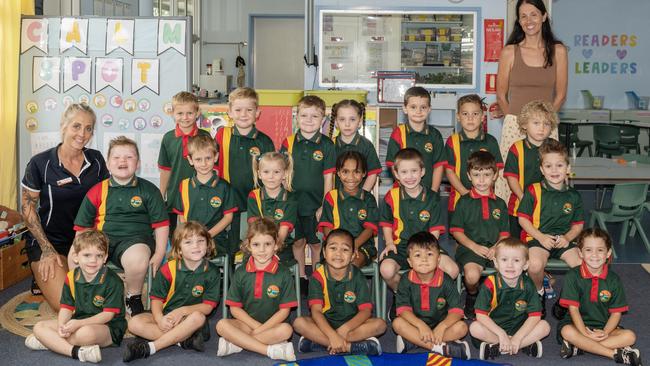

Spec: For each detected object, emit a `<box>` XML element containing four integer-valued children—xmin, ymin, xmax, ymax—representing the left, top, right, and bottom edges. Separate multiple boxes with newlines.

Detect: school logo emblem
<box><xmin>562</xmin><ymin>203</ymin><xmax>573</xmax><ymax>214</ymax></box>
<box><xmin>418</xmin><ymin>210</ymin><xmax>430</xmax><ymax>222</ymax></box>
<box><xmin>357</xmin><ymin>209</ymin><xmax>367</xmax><ymax>220</ymax></box>
<box><xmin>267</xmin><ymin>285</ymin><xmax>280</xmax><ymax>298</ymax></box>
<box><xmin>249</xmin><ymin>146</ymin><xmax>261</xmax><ymax>157</ymax></box>
<box><xmin>492</xmin><ymin>208</ymin><xmax>501</xmax><ymax>220</ymax></box>
<box><xmin>92</xmin><ymin>295</ymin><xmax>105</xmax><ymax>307</ymax></box>
<box><xmin>424</xmin><ymin>142</ymin><xmax>433</xmax><ymax>153</ymax></box>
<box><xmin>312</xmin><ymin>150</ymin><xmax>324</xmax><ymax>161</ymax></box>
<box><xmin>599</xmin><ymin>290</ymin><xmax>612</xmax><ymax>303</ymax></box>
<box><xmin>436</xmin><ymin>297</ymin><xmax>446</xmax><ymax>309</ymax></box>
<box><xmin>514</xmin><ymin>299</ymin><xmax>527</xmax><ymax>312</ymax></box>
<box><xmin>192</xmin><ymin>285</ymin><xmax>204</xmax><ymax>297</ymax></box>
<box><xmin>130</xmin><ymin>196</ymin><xmax>142</xmax><ymax>208</ymax></box>
<box><xmin>344</xmin><ymin>291</ymin><xmax>356</xmax><ymax>303</ymax></box>
<box><xmin>210</xmin><ymin>196</ymin><xmax>222</xmax><ymax>208</ymax></box>
<box><xmin>274</xmin><ymin>209</ymin><xmax>284</xmax><ymax>220</ymax></box>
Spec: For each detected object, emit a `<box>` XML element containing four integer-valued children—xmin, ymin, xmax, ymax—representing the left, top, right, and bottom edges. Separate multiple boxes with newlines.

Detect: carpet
<box><xmin>0</xmin><ymin>291</ymin><xmax>56</xmax><ymax>337</ymax></box>
<box><xmin>274</xmin><ymin>352</ymin><xmax>511</xmax><ymax>366</ymax></box>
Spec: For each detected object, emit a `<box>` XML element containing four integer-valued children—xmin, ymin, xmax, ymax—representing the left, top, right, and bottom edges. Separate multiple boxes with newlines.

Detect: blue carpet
<box><xmin>274</xmin><ymin>352</ymin><xmax>511</xmax><ymax>366</ymax></box>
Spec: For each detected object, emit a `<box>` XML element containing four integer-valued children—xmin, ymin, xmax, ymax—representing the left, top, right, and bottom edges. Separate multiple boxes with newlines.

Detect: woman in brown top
<box><xmin>494</xmin><ymin>0</ymin><xmax>567</xmax><ymax>199</ymax></box>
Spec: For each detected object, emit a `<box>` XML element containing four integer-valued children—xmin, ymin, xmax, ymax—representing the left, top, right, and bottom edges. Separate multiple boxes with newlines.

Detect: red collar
<box><xmin>469</xmin><ymin>188</ymin><xmax>496</xmax><ymax>220</ymax></box>
<box><xmin>245</xmin><ymin>255</ymin><xmax>279</xmax><ymax>274</ymax></box>
<box><xmin>175</xmin><ymin>124</ymin><xmax>198</xmax><ymax>137</ymax></box>
<box><xmin>469</xmin><ymin>187</ymin><xmax>496</xmax><ymax>200</ymax></box>
<box><xmin>579</xmin><ymin>262</ymin><xmax>608</xmax><ymax>302</ymax></box>
<box><xmin>408</xmin><ymin>268</ymin><xmax>444</xmax><ymax>287</ymax></box>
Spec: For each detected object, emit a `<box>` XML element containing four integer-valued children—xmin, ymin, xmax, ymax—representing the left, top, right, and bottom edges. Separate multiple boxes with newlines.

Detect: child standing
<box><xmin>445</xmin><ymin>94</ymin><xmax>503</xmax><ymax>212</ymax></box>
<box><xmin>216</xmin><ymin>87</ymin><xmax>275</xmax><ymax>257</ymax></box>
<box><xmin>392</xmin><ymin>232</ymin><xmax>470</xmax><ymax>359</ymax></box>
<box><xmin>319</xmin><ymin>151</ymin><xmax>378</xmax><ymax>268</ymax></box>
<box><xmin>293</xmin><ymin>229</ymin><xmax>387</xmax><ymax>355</ymax></box>
<box><xmin>558</xmin><ymin>228</ymin><xmax>641</xmax><ymax>365</ymax></box>
<box><xmin>74</xmin><ymin>136</ymin><xmax>169</xmax><ymax>316</ymax></box>
<box><xmin>331</xmin><ymin>100</ymin><xmax>382</xmax><ymax>191</ymax></box>
<box><xmin>158</xmin><ymin>92</ymin><xmax>211</xmax><ymax>233</ymax></box>
<box><xmin>518</xmin><ymin>139</ymin><xmax>583</xmax><ymax>314</ymax></box>
<box><xmin>248</xmin><ymin>152</ymin><xmax>298</xmax><ymax>263</ymax></box>
<box><xmin>469</xmin><ymin>238</ymin><xmax>550</xmax><ymax>360</ymax></box>
<box><xmin>26</xmin><ymin>230</ymin><xmax>126</xmax><ymax>363</ymax></box>
<box><xmin>123</xmin><ymin>221</ymin><xmax>222</xmax><ymax>362</ymax></box>
<box><xmin>173</xmin><ymin>135</ymin><xmax>237</xmax><ymax>256</ymax></box>
<box><xmin>450</xmin><ymin>151</ymin><xmax>510</xmax><ymax>318</ymax></box>
<box><xmin>386</xmin><ymin>86</ymin><xmax>446</xmax><ymax>192</ymax></box>
<box><xmin>280</xmin><ymin>95</ymin><xmax>336</xmax><ymax>279</ymax></box>
<box><xmin>216</xmin><ymin>218</ymin><xmax>298</xmax><ymax>361</ymax></box>
<box><xmin>503</xmin><ymin>100</ymin><xmax>558</xmax><ymax>238</ymax></box>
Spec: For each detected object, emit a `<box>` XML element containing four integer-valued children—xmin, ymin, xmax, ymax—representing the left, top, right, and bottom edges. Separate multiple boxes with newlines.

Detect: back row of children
<box><xmin>24</xmin><ymin>86</ymin><xmax>641</xmax><ymax>365</ymax></box>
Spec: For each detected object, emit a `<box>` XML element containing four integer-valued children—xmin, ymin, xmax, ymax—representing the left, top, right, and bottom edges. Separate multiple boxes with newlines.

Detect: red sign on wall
<box><xmin>485</xmin><ymin>73</ymin><xmax>497</xmax><ymax>94</ymax></box>
<box><xmin>484</xmin><ymin>19</ymin><xmax>504</xmax><ymax>62</ymax></box>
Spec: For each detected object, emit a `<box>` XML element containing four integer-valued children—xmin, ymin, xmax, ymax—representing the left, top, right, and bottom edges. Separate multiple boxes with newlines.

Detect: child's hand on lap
<box><xmin>486</xmin><ymin>247</ymin><xmax>496</xmax><ymax>261</ymax></box>
<box><xmin>540</xmin><ymin>235</ymin><xmax>556</xmax><ymax>250</ymax></box>
<box><xmin>509</xmin><ymin>335</ymin><xmax>522</xmax><ymax>354</ymax></box>
<box><xmin>336</xmin><ymin>324</ymin><xmax>351</xmax><ymax>339</ymax></box>
<box><xmin>432</xmin><ymin>323</ymin><xmax>447</xmax><ymax>345</ymax></box>
<box><xmin>150</xmin><ymin>252</ymin><xmax>165</xmax><ymax>274</ymax></box>
<box><xmin>58</xmin><ymin>324</ymin><xmax>71</xmax><ymax>338</ymax></box>
<box><xmin>417</xmin><ymin>323</ymin><xmax>434</xmax><ymax>345</ymax></box>
<box><xmin>61</xmin><ymin>319</ymin><xmax>82</xmax><ymax>334</ymax></box>
<box><xmin>327</xmin><ymin>333</ymin><xmax>348</xmax><ymax>354</ymax></box>
<box><xmin>554</xmin><ymin>235</ymin><xmax>570</xmax><ymax>248</ymax></box>
<box><xmin>380</xmin><ymin>244</ymin><xmax>397</xmax><ymax>260</ymax></box>
<box><xmin>472</xmin><ymin>244</ymin><xmax>491</xmax><ymax>258</ymax></box>
<box><xmin>497</xmin><ymin>332</ymin><xmax>511</xmax><ymax>354</ymax></box>
<box><xmin>586</xmin><ymin>328</ymin><xmax>608</xmax><ymax>341</ymax></box>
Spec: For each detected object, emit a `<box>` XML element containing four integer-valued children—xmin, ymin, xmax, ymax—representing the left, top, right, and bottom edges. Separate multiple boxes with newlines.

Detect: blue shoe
<box><xmin>298</xmin><ymin>337</ymin><xmax>326</xmax><ymax>353</ymax></box>
<box><xmin>350</xmin><ymin>337</ymin><xmax>382</xmax><ymax>356</ymax></box>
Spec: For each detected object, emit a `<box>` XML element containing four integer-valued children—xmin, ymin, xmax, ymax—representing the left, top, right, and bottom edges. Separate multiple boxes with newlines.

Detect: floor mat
<box><xmin>274</xmin><ymin>352</ymin><xmax>510</xmax><ymax>366</ymax></box>
<box><xmin>0</xmin><ymin>291</ymin><xmax>56</xmax><ymax>337</ymax></box>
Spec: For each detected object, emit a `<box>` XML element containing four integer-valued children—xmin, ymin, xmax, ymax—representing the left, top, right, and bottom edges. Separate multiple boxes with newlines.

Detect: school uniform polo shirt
<box><xmin>445</xmin><ymin>131</ymin><xmax>503</xmax><ymax>211</ymax></box>
<box><xmin>333</xmin><ymin>133</ymin><xmax>382</xmax><ymax>187</ymax></box>
<box><xmin>280</xmin><ymin>131</ymin><xmax>336</xmax><ymax>216</ymax></box>
<box><xmin>158</xmin><ymin>125</ymin><xmax>212</xmax><ymax>210</ymax></box>
<box><xmin>21</xmin><ymin>145</ymin><xmax>109</xmax><ymax>249</ymax></box>
<box><xmin>558</xmin><ymin>263</ymin><xmax>628</xmax><ymax>330</ymax></box>
<box><xmin>308</xmin><ymin>265</ymin><xmax>373</xmax><ymax>329</ymax></box>
<box><xmin>172</xmin><ymin>172</ymin><xmax>238</xmax><ymax>245</ymax></box>
<box><xmin>150</xmin><ymin>258</ymin><xmax>221</xmax><ymax>314</ymax></box>
<box><xmin>318</xmin><ymin>189</ymin><xmax>379</xmax><ymax>242</ymax></box>
<box><xmin>60</xmin><ymin>266</ymin><xmax>126</xmax><ymax>345</ymax></box>
<box><xmin>503</xmin><ymin>139</ymin><xmax>544</xmax><ymax>216</ymax></box>
<box><xmin>73</xmin><ymin>177</ymin><xmax>169</xmax><ymax>239</ymax></box>
<box><xmin>226</xmin><ymin>256</ymin><xmax>298</xmax><ymax>323</ymax></box>
<box><xmin>517</xmin><ymin>181</ymin><xmax>585</xmax><ymax>243</ymax></box>
<box><xmin>396</xmin><ymin>269</ymin><xmax>463</xmax><ymax>327</ymax></box>
<box><xmin>474</xmin><ymin>273</ymin><xmax>542</xmax><ymax>335</ymax></box>
<box><xmin>386</xmin><ymin>123</ymin><xmax>445</xmax><ymax>190</ymax></box>
<box><xmin>247</xmin><ymin>187</ymin><xmax>298</xmax><ymax>261</ymax></box>
<box><xmin>215</xmin><ymin>126</ymin><xmax>275</xmax><ymax>210</ymax></box>
<box><xmin>449</xmin><ymin>189</ymin><xmax>509</xmax><ymax>246</ymax></box>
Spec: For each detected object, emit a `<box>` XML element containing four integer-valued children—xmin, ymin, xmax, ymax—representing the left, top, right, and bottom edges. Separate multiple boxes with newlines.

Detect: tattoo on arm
<box><xmin>21</xmin><ymin>188</ymin><xmax>56</xmax><ymax>256</ymax></box>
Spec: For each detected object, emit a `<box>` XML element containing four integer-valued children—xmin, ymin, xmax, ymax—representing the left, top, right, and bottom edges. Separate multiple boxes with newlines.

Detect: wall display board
<box><xmin>17</xmin><ymin>16</ymin><xmax>192</xmax><ymax>186</ymax></box>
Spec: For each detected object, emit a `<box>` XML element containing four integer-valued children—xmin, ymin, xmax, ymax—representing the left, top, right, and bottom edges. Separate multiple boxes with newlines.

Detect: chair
<box><xmin>106</xmin><ymin>262</ymin><xmax>153</xmax><ymax>310</ymax></box>
<box><xmin>589</xmin><ymin>183</ymin><xmax>650</xmax><ymax>256</ymax></box>
<box><xmin>209</xmin><ymin>254</ymin><xmax>231</xmax><ymax>318</ymax></box>
<box><xmin>361</xmin><ymin>261</ymin><xmax>382</xmax><ymax>320</ymax></box>
<box><xmin>619</xmin><ymin>126</ymin><xmax>641</xmax><ymax>154</ymax></box>
<box><xmin>593</xmin><ymin>125</ymin><xmax>626</xmax><ymax>158</ymax></box>
<box><xmin>559</xmin><ymin>123</ymin><xmax>593</xmax><ymax>157</ymax></box>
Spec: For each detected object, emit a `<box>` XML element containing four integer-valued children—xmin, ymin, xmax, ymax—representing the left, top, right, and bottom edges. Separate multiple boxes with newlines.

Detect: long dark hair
<box><xmin>506</xmin><ymin>0</ymin><xmax>563</xmax><ymax>68</ymax></box>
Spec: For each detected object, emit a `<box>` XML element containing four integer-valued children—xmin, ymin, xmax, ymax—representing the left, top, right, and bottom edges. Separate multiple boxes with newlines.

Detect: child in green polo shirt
<box><xmin>450</xmin><ymin>151</ymin><xmax>509</xmax><ymax>319</ymax></box>
<box><xmin>386</xmin><ymin>86</ymin><xmax>446</xmax><ymax>192</ymax></box>
<box><xmin>173</xmin><ymin>135</ymin><xmax>237</xmax><ymax>256</ymax></box>
<box><xmin>158</xmin><ymin>92</ymin><xmax>211</xmax><ymax>233</ymax></box>
<box><xmin>331</xmin><ymin>99</ymin><xmax>382</xmax><ymax>191</ymax></box>
<box><xmin>74</xmin><ymin>136</ymin><xmax>169</xmax><ymax>316</ymax></box>
<box><xmin>557</xmin><ymin>228</ymin><xmax>641</xmax><ymax>365</ymax></box>
<box><xmin>445</xmin><ymin>94</ymin><xmax>503</xmax><ymax>213</ymax></box>
<box><xmin>123</xmin><ymin>221</ymin><xmax>222</xmax><ymax>362</ymax></box>
<box><xmin>293</xmin><ymin>228</ymin><xmax>387</xmax><ymax>355</ymax></box>
<box><xmin>469</xmin><ymin>237</ymin><xmax>550</xmax><ymax>360</ymax></box>
<box><xmin>318</xmin><ymin>151</ymin><xmax>378</xmax><ymax>268</ymax></box>
<box><xmin>503</xmin><ymin>100</ymin><xmax>558</xmax><ymax>238</ymax></box>
<box><xmin>216</xmin><ymin>87</ymin><xmax>275</xmax><ymax>257</ymax></box>
<box><xmin>280</xmin><ymin>95</ymin><xmax>336</xmax><ymax>280</ymax></box>
<box><xmin>518</xmin><ymin>139</ymin><xmax>583</xmax><ymax>314</ymax></box>
<box><xmin>26</xmin><ymin>230</ymin><xmax>126</xmax><ymax>363</ymax></box>
<box><xmin>392</xmin><ymin>232</ymin><xmax>470</xmax><ymax>359</ymax></box>
<box><xmin>248</xmin><ymin>151</ymin><xmax>297</xmax><ymax>263</ymax></box>
<box><xmin>216</xmin><ymin>218</ymin><xmax>298</xmax><ymax>361</ymax></box>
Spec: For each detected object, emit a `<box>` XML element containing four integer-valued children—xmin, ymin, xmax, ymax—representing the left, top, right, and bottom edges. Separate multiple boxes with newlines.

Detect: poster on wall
<box><xmin>21</xmin><ymin>18</ymin><xmax>48</xmax><ymax>54</ymax></box>
<box><xmin>484</xmin><ymin>19</ymin><xmax>504</xmax><ymax>62</ymax></box>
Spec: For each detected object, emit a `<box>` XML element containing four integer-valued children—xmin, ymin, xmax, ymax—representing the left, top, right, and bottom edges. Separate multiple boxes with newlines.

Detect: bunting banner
<box><xmin>157</xmin><ymin>19</ymin><xmax>186</xmax><ymax>55</ymax></box>
<box><xmin>131</xmin><ymin>58</ymin><xmax>159</xmax><ymax>94</ymax></box>
<box><xmin>63</xmin><ymin>57</ymin><xmax>92</xmax><ymax>93</ymax></box>
<box><xmin>106</xmin><ymin>19</ymin><xmax>134</xmax><ymax>55</ymax></box>
<box><xmin>21</xmin><ymin>18</ymin><xmax>48</xmax><ymax>54</ymax></box>
<box><xmin>59</xmin><ymin>18</ymin><xmax>88</xmax><ymax>54</ymax></box>
<box><xmin>32</xmin><ymin>56</ymin><xmax>60</xmax><ymax>92</ymax></box>
<box><xmin>95</xmin><ymin>57</ymin><xmax>123</xmax><ymax>93</ymax></box>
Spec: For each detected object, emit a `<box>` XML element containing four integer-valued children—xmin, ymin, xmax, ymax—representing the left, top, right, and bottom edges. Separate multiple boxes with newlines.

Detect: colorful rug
<box><xmin>0</xmin><ymin>291</ymin><xmax>56</xmax><ymax>337</ymax></box>
<box><xmin>275</xmin><ymin>352</ymin><xmax>511</xmax><ymax>366</ymax></box>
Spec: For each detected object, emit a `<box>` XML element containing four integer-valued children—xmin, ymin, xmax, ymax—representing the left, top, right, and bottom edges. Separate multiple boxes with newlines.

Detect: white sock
<box><xmin>432</xmin><ymin>343</ymin><xmax>445</xmax><ymax>354</ymax></box>
<box><xmin>148</xmin><ymin>342</ymin><xmax>157</xmax><ymax>355</ymax></box>
<box><xmin>266</xmin><ymin>344</ymin><xmax>276</xmax><ymax>358</ymax></box>
<box><xmin>537</xmin><ymin>288</ymin><xmax>545</xmax><ymax>296</ymax></box>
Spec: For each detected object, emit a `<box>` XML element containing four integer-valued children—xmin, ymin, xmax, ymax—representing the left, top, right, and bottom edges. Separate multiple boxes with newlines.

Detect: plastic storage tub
<box><xmin>257</xmin><ymin>90</ymin><xmax>304</xmax><ymax>106</ymax></box>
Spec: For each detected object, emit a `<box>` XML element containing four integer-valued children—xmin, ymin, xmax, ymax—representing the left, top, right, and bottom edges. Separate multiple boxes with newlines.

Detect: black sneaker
<box><xmin>552</xmin><ymin>300</ymin><xmax>568</xmax><ymax>320</ymax></box>
<box><xmin>614</xmin><ymin>347</ymin><xmax>641</xmax><ymax>366</ymax></box>
<box><xmin>30</xmin><ymin>277</ymin><xmax>42</xmax><ymax>296</ymax></box>
<box><xmin>180</xmin><ymin>330</ymin><xmax>205</xmax><ymax>352</ymax></box>
<box><xmin>464</xmin><ymin>292</ymin><xmax>477</xmax><ymax>320</ymax></box>
<box><xmin>395</xmin><ymin>335</ymin><xmax>418</xmax><ymax>354</ymax></box>
<box><xmin>388</xmin><ymin>294</ymin><xmax>397</xmax><ymax>322</ymax></box>
<box><xmin>560</xmin><ymin>339</ymin><xmax>582</xmax><ymax>359</ymax></box>
<box><xmin>123</xmin><ymin>339</ymin><xmax>150</xmax><ymax>362</ymax></box>
<box><xmin>539</xmin><ymin>292</ymin><xmax>547</xmax><ymax>319</ymax></box>
<box><xmin>479</xmin><ymin>342</ymin><xmax>499</xmax><ymax>360</ymax></box>
<box><xmin>125</xmin><ymin>295</ymin><xmax>145</xmax><ymax>316</ymax></box>
<box><xmin>443</xmin><ymin>340</ymin><xmax>470</xmax><ymax>360</ymax></box>
<box><xmin>521</xmin><ymin>340</ymin><xmax>543</xmax><ymax>358</ymax></box>
<box><xmin>300</xmin><ymin>277</ymin><xmax>309</xmax><ymax>297</ymax></box>
<box><xmin>350</xmin><ymin>337</ymin><xmax>382</xmax><ymax>356</ymax></box>
<box><xmin>297</xmin><ymin>336</ymin><xmax>326</xmax><ymax>353</ymax></box>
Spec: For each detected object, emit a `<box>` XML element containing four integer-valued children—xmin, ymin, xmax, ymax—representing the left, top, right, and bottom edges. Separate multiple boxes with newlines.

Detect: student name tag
<box><xmin>56</xmin><ymin>177</ymin><xmax>73</xmax><ymax>186</ymax></box>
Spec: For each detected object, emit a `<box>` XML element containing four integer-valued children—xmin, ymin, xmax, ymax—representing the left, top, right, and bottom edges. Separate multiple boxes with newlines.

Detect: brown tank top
<box><xmin>508</xmin><ymin>45</ymin><xmax>556</xmax><ymax>115</ymax></box>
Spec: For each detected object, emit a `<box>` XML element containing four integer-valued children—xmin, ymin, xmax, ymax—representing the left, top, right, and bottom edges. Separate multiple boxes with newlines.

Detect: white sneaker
<box><xmin>267</xmin><ymin>342</ymin><xmax>296</xmax><ymax>361</ymax></box>
<box><xmin>24</xmin><ymin>334</ymin><xmax>47</xmax><ymax>350</ymax></box>
<box><xmin>217</xmin><ymin>337</ymin><xmax>243</xmax><ymax>357</ymax></box>
<box><xmin>78</xmin><ymin>345</ymin><xmax>102</xmax><ymax>363</ymax></box>
<box><xmin>396</xmin><ymin>335</ymin><xmax>405</xmax><ymax>353</ymax></box>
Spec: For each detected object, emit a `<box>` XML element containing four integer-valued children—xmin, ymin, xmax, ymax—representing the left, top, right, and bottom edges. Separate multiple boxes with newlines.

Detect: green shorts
<box><xmin>107</xmin><ymin>234</ymin><xmax>155</xmax><ymax>268</ymax></box>
<box><xmin>106</xmin><ymin>318</ymin><xmax>127</xmax><ymax>346</ymax></box>
<box><xmin>527</xmin><ymin>239</ymin><xmax>577</xmax><ymax>259</ymax></box>
<box><xmin>455</xmin><ymin>245</ymin><xmax>494</xmax><ymax>269</ymax></box>
<box><xmin>295</xmin><ymin>215</ymin><xmax>319</xmax><ymax>244</ymax></box>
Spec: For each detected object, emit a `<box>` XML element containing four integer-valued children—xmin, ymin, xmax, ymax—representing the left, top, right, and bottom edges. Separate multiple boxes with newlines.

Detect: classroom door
<box><xmin>251</xmin><ymin>16</ymin><xmax>304</xmax><ymax>89</ymax></box>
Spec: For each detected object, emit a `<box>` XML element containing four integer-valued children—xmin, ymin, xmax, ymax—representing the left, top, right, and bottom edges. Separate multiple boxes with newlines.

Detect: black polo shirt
<box><xmin>21</xmin><ymin>144</ymin><xmax>109</xmax><ymax>249</ymax></box>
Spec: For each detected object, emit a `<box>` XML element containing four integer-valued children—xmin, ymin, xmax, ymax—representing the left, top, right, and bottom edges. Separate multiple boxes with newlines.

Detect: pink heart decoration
<box><xmin>616</xmin><ymin>49</ymin><xmax>627</xmax><ymax>60</ymax></box>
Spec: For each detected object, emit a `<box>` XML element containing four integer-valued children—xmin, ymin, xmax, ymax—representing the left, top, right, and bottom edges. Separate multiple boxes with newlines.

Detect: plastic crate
<box><xmin>257</xmin><ymin>89</ymin><xmax>304</xmax><ymax>106</ymax></box>
<box><xmin>304</xmin><ymin>90</ymin><xmax>368</xmax><ymax>106</ymax></box>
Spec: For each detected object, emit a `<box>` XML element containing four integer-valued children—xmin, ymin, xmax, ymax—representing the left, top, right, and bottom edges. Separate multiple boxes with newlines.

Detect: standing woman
<box><xmin>494</xmin><ymin>0</ymin><xmax>567</xmax><ymax>200</ymax></box>
<box><xmin>21</xmin><ymin>104</ymin><xmax>109</xmax><ymax>310</ymax></box>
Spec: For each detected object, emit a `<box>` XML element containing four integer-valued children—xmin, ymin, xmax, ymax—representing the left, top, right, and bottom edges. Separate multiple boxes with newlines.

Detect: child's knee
<box><xmin>560</xmin><ymin>324</ymin><xmax>576</xmax><ymax>339</ymax></box>
<box><xmin>441</xmin><ymin>257</ymin><xmax>460</xmax><ymax>278</ymax></box>
<box><xmin>468</xmin><ymin>321</ymin><xmax>483</xmax><ymax>337</ymax></box>
<box><xmin>277</xmin><ymin>323</ymin><xmax>293</xmax><ymax>338</ymax></box>
<box><xmin>380</xmin><ymin>261</ymin><xmax>397</xmax><ymax>279</ymax></box>
<box><xmin>463</xmin><ymin>266</ymin><xmax>481</xmax><ymax>285</ymax></box>
<box><xmin>215</xmin><ymin>318</ymin><xmax>231</xmax><ymax>334</ymax></box>
<box><xmin>537</xmin><ymin>320</ymin><xmax>551</xmax><ymax>336</ymax></box>
<box><xmin>374</xmin><ymin>318</ymin><xmax>387</xmax><ymax>334</ymax></box>
<box><xmin>620</xmin><ymin>329</ymin><xmax>636</xmax><ymax>345</ymax></box>
<box><xmin>292</xmin><ymin>316</ymin><xmax>308</xmax><ymax>332</ymax></box>
<box><xmin>528</xmin><ymin>257</ymin><xmax>546</xmax><ymax>273</ymax></box>
<box><xmin>186</xmin><ymin>311</ymin><xmax>206</xmax><ymax>327</ymax></box>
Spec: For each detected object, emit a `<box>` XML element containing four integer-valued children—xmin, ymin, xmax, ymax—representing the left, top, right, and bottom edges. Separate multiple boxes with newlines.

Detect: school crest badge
<box><xmin>274</xmin><ymin>209</ymin><xmax>284</xmax><ymax>220</ymax></box>
<box><xmin>130</xmin><ymin>196</ymin><xmax>142</xmax><ymax>208</ymax></box>
<box><xmin>492</xmin><ymin>208</ymin><xmax>501</xmax><ymax>219</ymax></box>
<box><xmin>249</xmin><ymin>146</ymin><xmax>261</xmax><ymax>157</ymax></box>
<box><xmin>192</xmin><ymin>285</ymin><xmax>204</xmax><ymax>297</ymax></box>
<box><xmin>436</xmin><ymin>297</ymin><xmax>446</xmax><ymax>309</ymax></box>
<box><xmin>344</xmin><ymin>291</ymin><xmax>356</xmax><ymax>303</ymax></box>
<box><xmin>357</xmin><ymin>209</ymin><xmax>367</xmax><ymax>220</ymax></box>
<box><xmin>599</xmin><ymin>290</ymin><xmax>612</xmax><ymax>302</ymax></box>
<box><xmin>312</xmin><ymin>150</ymin><xmax>324</xmax><ymax>161</ymax></box>
<box><xmin>514</xmin><ymin>299</ymin><xmax>527</xmax><ymax>311</ymax></box>
<box><xmin>424</xmin><ymin>142</ymin><xmax>433</xmax><ymax>153</ymax></box>
<box><xmin>562</xmin><ymin>203</ymin><xmax>573</xmax><ymax>214</ymax></box>
<box><xmin>92</xmin><ymin>295</ymin><xmax>105</xmax><ymax>307</ymax></box>
<box><xmin>210</xmin><ymin>196</ymin><xmax>222</xmax><ymax>208</ymax></box>
<box><xmin>267</xmin><ymin>285</ymin><xmax>280</xmax><ymax>298</ymax></box>
<box><xmin>419</xmin><ymin>210</ymin><xmax>430</xmax><ymax>222</ymax></box>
